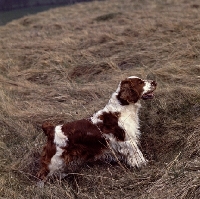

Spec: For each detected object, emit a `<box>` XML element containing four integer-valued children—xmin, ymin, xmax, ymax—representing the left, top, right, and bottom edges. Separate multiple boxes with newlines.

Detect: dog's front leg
<box><xmin>115</xmin><ymin>140</ymin><xmax>146</xmax><ymax>168</ymax></box>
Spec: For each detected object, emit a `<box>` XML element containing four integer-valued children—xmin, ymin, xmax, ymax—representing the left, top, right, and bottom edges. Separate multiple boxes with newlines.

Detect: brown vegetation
<box><xmin>0</xmin><ymin>0</ymin><xmax>199</xmax><ymax>198</ymax></box>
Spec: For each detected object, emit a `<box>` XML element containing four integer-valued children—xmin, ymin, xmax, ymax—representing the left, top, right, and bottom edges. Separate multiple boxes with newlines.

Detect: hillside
<box><xmin>0</xmin><ymin>0</ymin><xmax>199</xmax><ymax>198</ymax></box>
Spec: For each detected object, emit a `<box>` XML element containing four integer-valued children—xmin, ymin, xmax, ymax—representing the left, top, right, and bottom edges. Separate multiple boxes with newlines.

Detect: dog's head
<box><xmin>117</xmin><ymin>76</ymin><xmax>157</xmax><ymax>105</ymax></box>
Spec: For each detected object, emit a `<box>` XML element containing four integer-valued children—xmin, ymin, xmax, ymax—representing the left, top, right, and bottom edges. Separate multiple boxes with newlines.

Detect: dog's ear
<box><xmin>117</xmin><ymin>80</ymin><xmax>139</xmax><ymax>105</ymax></box>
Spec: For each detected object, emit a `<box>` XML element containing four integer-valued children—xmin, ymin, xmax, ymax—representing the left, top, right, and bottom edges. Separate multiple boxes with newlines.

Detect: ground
<box><xmin>0</xmin><ymin>0</ymin><xmax>200</xmax><ymax>198</ymax></box>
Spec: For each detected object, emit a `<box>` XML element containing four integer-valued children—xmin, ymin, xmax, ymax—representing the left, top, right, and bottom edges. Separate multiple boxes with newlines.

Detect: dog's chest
<box><xmin>118</xmin><ymin>106</ymin><xmax>140</xmax><ymax>140</ymax></box>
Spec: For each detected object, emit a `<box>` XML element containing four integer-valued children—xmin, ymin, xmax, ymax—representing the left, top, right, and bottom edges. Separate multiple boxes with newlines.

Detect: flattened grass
<box><xmin>0</xmin><ymin>0</ymin><xmax>200</xmax><ymax>198</ymax></box>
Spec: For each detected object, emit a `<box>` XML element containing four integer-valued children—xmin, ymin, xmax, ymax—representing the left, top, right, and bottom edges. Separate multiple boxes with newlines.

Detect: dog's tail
<box><xmin>42</xmin><ymin>122</ymin><xmax>55</xmax><ymax>138</ymax></box>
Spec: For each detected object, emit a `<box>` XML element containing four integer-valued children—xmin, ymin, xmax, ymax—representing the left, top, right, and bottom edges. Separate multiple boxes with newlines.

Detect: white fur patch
<box><xmin>91</xmin><ymin>82</ymin><xmax>141</xmax><ymax>141</ymax></box>
<box><xmin>48</xmin><ymin>146</ymin><xmax>65</xmax><ymax>175</ymax></box>
<box><xmin>143</xmin><ymin>81</ymin><xmax>152</xmax><ymax>94</ymax></box>
<box><xmin>118</xmin><ymin>103</ymin><xmax>141</xmax><ymax>141</ymax></box>
<box><xmin>128</xmin><ymin>76</ymin><xmax>141</xmax><ymax>79</ymax></box>
<box><xmin>123</xmin><ymin>140</ymin><xmax>146</xmax><ymax>167</ymax></box>
<box><xmin>105</xmin><ymin>136</ymin><xmax>146</xmax><ymax>167</ymax></box>
<box><xmin>48</xmin><ymin>125</ymin><xmax>68</xmax><ymax>176</ymax></box>
<box><xmin>54</xmin><ymin>125</ymin><xmax>68</xmax><ymax>147</ymax></box>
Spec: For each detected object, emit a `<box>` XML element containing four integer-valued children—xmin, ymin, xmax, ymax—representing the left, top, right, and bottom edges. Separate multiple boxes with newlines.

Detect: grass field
<box><xmin>0</xmin><ymin>0</ymin><xmax>200</xmax><ymax>198</ymax></box>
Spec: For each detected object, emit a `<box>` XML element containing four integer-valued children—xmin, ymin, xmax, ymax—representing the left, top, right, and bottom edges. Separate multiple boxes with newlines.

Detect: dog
<box><xmin>37</xmin><ymin>76</ymin><xmax>157</xmax><ymax>182</ymax></box>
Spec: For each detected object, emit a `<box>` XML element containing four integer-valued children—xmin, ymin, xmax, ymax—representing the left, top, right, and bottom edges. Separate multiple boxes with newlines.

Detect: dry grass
<box><xmin>0</xmin><ymin>0</ymin><xmax>200</xmax><ymax>198</ymax></box>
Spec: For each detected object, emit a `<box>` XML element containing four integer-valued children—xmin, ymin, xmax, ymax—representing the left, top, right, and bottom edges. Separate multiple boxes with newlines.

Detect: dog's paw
<box><xmin>127</xmin><ymin>156</ymin><xmax>147</xmax><ymax>168</ymax></box>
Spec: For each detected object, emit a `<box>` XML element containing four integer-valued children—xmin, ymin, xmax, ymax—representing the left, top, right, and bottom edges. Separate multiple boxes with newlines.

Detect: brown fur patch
<box><xmin>37</xmin><ymin>111</ymin><xmax>125</xmax><ymax>179</ymax></box>
<box><xmin>117</xmin><ymin>78</ymin><xmax>145</xmax><ymax>105</ymax></box>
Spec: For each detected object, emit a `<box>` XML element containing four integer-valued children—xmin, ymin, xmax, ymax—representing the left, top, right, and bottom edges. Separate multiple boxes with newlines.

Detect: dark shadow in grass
<box><xmin>95</xmin><ymin>12</ymin><xmax>122</xmax><ymax>22</ymax></box>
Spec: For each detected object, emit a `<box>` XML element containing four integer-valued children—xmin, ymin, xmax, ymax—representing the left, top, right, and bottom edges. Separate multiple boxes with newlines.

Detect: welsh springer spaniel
<box><xmin>37</xmin><ymin>76</ymin><xmax>157</xmax><ymax>183</ymax></box>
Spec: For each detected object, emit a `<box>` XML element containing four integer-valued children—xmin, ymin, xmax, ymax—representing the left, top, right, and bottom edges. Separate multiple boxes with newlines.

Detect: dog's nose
<box><xmin>151</xmin><ymin>81</ymin><xmax>157</xmax><ymax>87</ymax></box>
